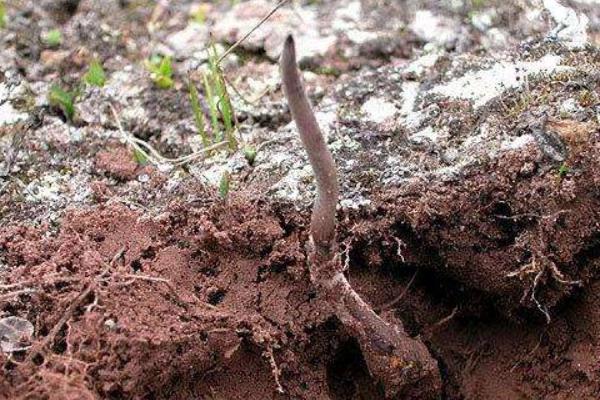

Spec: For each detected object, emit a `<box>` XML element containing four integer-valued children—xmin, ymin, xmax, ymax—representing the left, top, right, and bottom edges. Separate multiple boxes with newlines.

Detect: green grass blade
<box><xmin>188</xmin><ymin>79</ymin><xmax>209</xmax><ymax>147</ymax></box>
<box><xmin>208</xmin><ymin>43</ymin><xmax>236</xmax><ymax>150</ymax></box>
<box><xmin>83</xmin><ymin>59</ymin><xmax>107</xmax><ymax>87</ymax></box>
<box><xmin>203</xmin><ymin>73</ymin><xmax>220</xmax><ymax>141</ymax></box>
<box><xmin>133</xmin><ymin>148</ymin><xmax>148</xmax><ymax>165</ymax></box>
<box><xmin>0</xmin><ymin>1</ymin><xmax>7</xmax><ymax>29</ymax></box>
<box><xmin>48</xmin><ymin>84</ymin><xmax>75</xmax><ymax>121</ymax></box>
<box><xmin>146</xmin><ymin>55</ymin><xmax>174</xmax><ymax>89</ymax></box>
<box><xmin>219</xmin><ymin>171</ymin><xmax>230</xmax><ymax>198</ymax></box>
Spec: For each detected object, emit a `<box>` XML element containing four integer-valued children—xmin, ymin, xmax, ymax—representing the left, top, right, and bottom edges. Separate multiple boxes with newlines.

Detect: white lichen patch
<box><xmin>314</xmin><ymin>107</ymin><xmax>338</xmax><ymax>141</ymax></box>
<box><xmin>0</xmin><ymin>81</ymin><xmax>29</xmax><ymax>126</ymax></box>
<box><xmin>165</xmin><ymin>23</ymin><xmax>209</xmax><ymax>59</ymax></box>
<box><xmin>430</xmin><ymin>54</ymin><xmax>569</xmax><ymax>108</ymax></box>
<box><xmin>329</xmin><ymin>134</ymin><xmax>361</xmax><ymax>152</ymax></box>
<box><xmin>403</xmin><ymin>52</ymin><xmax>441</xmax><ymax>78</ymax></box>
<box><xmin>212</xmin><ymin>0</ymin><xmax>336</xmax><ymax>62</ymax></box>
<box><xmin>560</xmin><ymin>98</ymin><xmax>582</xmax><ymax>115</ymax></box>
<box><xmin>344</xmin><ymin>29</ymin><xmax>381</xmax><ymax>45</ymax></box>
<box><xmin>361</xmin><ymin>97</ymin><xmax>398</xmax><ymax>124</ymax></box>
<box><xmin>331</xmin><ymin>0</ymin><xmax>393</xmax><ymax>50</ymax></box>
<box><xmin>105</xmin><ymin>68</ymin><xmax>145</xmax><ymax>100</ymax></box>
<box><xmin>331</xmin><ymin>0</ymin><xmax>362</xmax><ymax>32</ymax></box>
<box><xmin>340</xmin><ymin>195</ymin><xmax>371</xmax><ymax>210</ymax></box>
<box><xmin>543</xmin><ymin>0</ymin><xmax>590</xmax><ymax>48</ymax></box>
<box><xmin>410</xmin><ymin>10</ymin><xmax>460</xmax><ymax>48</ymax></box>
<box><xmin>0</xmin><ymin>102</ymin><xmax>27</xmax><ymax>126</ymax></box>
<box><xmin>500</xmin><ymin>134</ymin><xmax>536</xmax><ymax>151</ymax></box>
<box><xmin>193</xmin><ymin>151</ymin><xmax>247</xmax><ymax>188</ymax></box>
<box><xmin>23</xmin><ymin>172</ymin><xmax>71</xmax><ymax>203</ymax></box>
<box><xmin>409</xmin><ymin>126</ymin><xmax>444</xmax><ymax>144</ymax></box>
<box><xmin>269</xmin><ymin>164</ymin><xmax>313</xmax><ymax>204</ymax></box>
<box><xmin>399</xmin><ymin>81</ymin><xmax>424</xmax><ymax>129</ymax></box>
<box><xmin>470</xmin><ymin>10</ymin><xmax>495</xmax><ymax>31</ymax></box>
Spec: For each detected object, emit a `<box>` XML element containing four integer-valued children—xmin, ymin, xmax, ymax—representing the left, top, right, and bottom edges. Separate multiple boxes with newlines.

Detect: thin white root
<box><xmin>510</xmin><ymin>331</ymin><xmax>545</xmax><ymax>372</ymax></box>
<box><xmin>265</xmin><ymin>346</ymin><xmax>285</xmax><ymax>394</ymax></box>
<box><xmin>375</xmin><ymin>270</ymin><xmax>418</xmax><ymax>312</ymax></box>
<box><xmin>507</xmin><ymin>255</ymin><xmax>580</xmax><ymax>323</ymax></box>
<box><xmin>217</xmin><ymin>0</ymin><xmax>292</xmax><ymax>64</ymax></box>
<box><xmin>531</xmin><ymin>269</ymin><xmax>551</xmax><ymax>324</ymax></box>
<box><xmin>394</xmin><ymin>237</ymin><xmax>407</xmax><ymax>263</ymax></box>
<box><xmin>426</xmin><ymin>306</ymin><xmax>459</xmax><ymax>336</ymax></box>
<box><xmin>109</xmin><ymin>104</ymin><xmax>228</xmax><ymax>167</ymax></box>
<box><xmin>338</xmin><ymin>238</ymin><xmax>353</xmax><ymax>273</ymax></box>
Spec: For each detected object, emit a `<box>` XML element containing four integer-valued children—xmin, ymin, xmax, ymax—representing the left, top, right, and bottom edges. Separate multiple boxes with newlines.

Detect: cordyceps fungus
<box><xmin>280</xmin><ymin>35</ymin><xmax>442</xmax><ymax>399</ymax></box>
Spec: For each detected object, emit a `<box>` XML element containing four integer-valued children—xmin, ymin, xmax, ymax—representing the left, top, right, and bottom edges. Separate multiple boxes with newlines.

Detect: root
<box><xmin>507</xmin><ymin>255</ymin><xmax>581</xmax><ymax>323</ymax></box>
<box><xmin>510</xmin><ymin>330</ymin><xmax>546</xmax><ymax>372</ymax></box>
<box><xmin>339</xmin><ymin>237</ymin><xmax>354</xmax><ymax>273</ymax></box>
<box><xmin>310</xmin><ymin>252</ymin><xmax>441</xmax><ymax>398</ymax></box>
<box><xmin>264</xmin><ymin>346</ymin><xmax>285</xmax><ymax>394</ymax></box>
<box><xmin>425</xmin><ymin>306</ymin><xmax>459</xmax><ymax>337</ymax></box>
<box><xmin>375</xmin><ymin>270</ymin><xmax>418</xmax><ymax>313</ymax></box>
<box><xmin>110</xmin><ymin>105</ymin><xmax>228</xmax><ymax>167</ymax></box>
<box><xmin>27</xmin><ymin>284</ymin><xmax>95</xmax><ymax>362</ymax></box>
<box><xmin>531</xmin><ymin>268</ymin><xmax>551</xmax><ymax>323</ymax></box>
<box><xmin>463</xmin><ymin>340</ymin><xmax>490</xmax><ymax>375</ymax></box>
<box><xmin>394</xmin><ymin>237</ymin><xmax>407</xmax><ymax>263</ymax></box>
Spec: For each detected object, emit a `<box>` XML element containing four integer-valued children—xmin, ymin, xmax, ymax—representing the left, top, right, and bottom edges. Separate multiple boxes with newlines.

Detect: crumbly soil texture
<box><xmin>2</xmin><ymin>0</ymin><xmax>600</xmax><ymax>399</ymax></box>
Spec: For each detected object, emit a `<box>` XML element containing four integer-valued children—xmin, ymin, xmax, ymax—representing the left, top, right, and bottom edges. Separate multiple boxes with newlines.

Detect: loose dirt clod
<box><xmin>280</xmin><ymin>35</ymin><xmax>441</xmax><ymax>398</ymax></box>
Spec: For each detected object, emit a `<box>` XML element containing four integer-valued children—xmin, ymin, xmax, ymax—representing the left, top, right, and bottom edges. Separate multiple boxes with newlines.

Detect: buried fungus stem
<box><xmin>280</xmin><ymin>35</ymin><xmax>441</xmax><ymax>398</ymax></box>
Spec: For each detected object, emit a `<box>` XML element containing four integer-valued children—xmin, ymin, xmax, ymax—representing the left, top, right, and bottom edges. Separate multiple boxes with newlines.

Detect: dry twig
<box><xmin>217</xmin><ymin>0</ymin><xmax>292</xmax><ymax>64</ymax></box>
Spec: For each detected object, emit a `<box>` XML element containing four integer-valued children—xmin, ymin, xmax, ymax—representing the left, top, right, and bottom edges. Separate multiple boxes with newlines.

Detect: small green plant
<box><xmin>578</xmin><ymin>89</ymin><xmax>597</xmax><ymax>107</ymax></box>
<box><xmin>48</xmin><ymin>84</ymin><xmax>75</xmax><ymax>121</ymax></box>
<box><xmin>243</xmin><ymin>145</ymin><xmax>257</xmax><ymax>165</ymax></box>
<box><xmin>506</xmin><ymin>91</ymin><xmax>534</xmax><ymax>118</ymax></box>
<box><xmin>146</xmin><ymin>55</ymin><xmax>174</xmax><ymax>89</ymax></box>
<box><xmin>190</xmin><ymin>3</ymin><xmax>209</xmax><ymax>24</ymax></box>
<box><xmin>202</xmin><ymin>72</ymin><xmax>220</xmax><ymax>139</ymax></box>
<box><xmin>315</xmin><ymin>65</ymin><xmax>341</xmax><ymax>77</ymax></box>
<box><xmin>133</xmin><ymin>148</ymin><xmax>148</xmax><ymax>165</ymax></box>
<box><xmin>204</xmin><ymin>43</ymin><xmax>236</xmax><ymax>150</ymax></box>
<box><xmin>186</xmin><ymin>43</ymin><xmax>238</xmax><ymax>154</ymax></box>
<box><xmin>42</xmin><ymin>29</ymin><xmax>63</xmax><ymax>47</ymax></box>
<box><xmin>188</xmin><ymin>79</ymin><xmax>210</xmax><ymax>147</ymax></box>
<box><xmin>557</xmin><ymin>163</ymin><xmax>569</xmax><ymax>178</ymax></box>
<box><xmin>219</xmin><ymin>171</ymin><xmax>230</xmax><ymax>198</ymax></box>
<box><xmin>83</xmin><ymin>59</ymin><xmax>107</xmax><ymax>87</ymax></box>
<box><xmin>0</xmin><ymin>0</ymin><xmax>7</xmax><ymax>29</ymax></box>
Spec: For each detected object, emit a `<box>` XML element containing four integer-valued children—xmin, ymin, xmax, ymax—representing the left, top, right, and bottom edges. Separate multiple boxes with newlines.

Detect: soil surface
<box><xmin>2</xmin><ymin>0</ymin><xmax>600</xmax><ymax>399</ymax></box>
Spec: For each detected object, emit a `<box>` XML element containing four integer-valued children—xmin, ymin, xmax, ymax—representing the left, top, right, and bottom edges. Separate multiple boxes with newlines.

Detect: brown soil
<box><xmin>2</xmin><ymin>1</ymin><xmax>600</xmax><ymax>399</ymax></box>
<box><xmin>2</xmin><ymin>125</ymin><xmax>600</xmax><ymax>399</ymax></box>
<box><xmin>367</xmin><ymin>119</ymin><xmax>600</xmax><ymax>318</ymax></box>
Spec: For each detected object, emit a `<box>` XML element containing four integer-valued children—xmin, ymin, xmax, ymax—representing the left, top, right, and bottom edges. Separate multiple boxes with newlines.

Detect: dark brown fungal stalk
<box><xmin>280</xmin><ymin>35</ymin><xmax>441</xmax><ymax>399</ymax></box>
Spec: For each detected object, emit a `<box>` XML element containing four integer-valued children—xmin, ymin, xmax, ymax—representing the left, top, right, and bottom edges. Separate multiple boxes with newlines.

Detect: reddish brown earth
<box><xmin>2</xmin><ymin>122</ymin><xmax>600</xmax><ymax>399</ymax></box>
<box><xmin>2</xmin><ymin>1</ymin><xmax>600</xmax><ymax>399</ymax></box>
